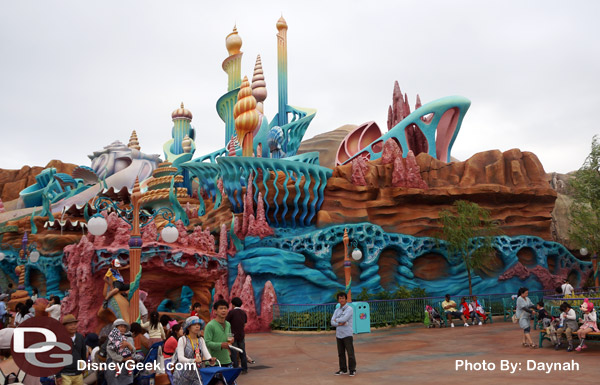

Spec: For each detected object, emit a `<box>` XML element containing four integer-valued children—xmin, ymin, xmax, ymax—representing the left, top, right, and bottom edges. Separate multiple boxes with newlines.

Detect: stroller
<box><xmin>195</xmin><ymin>359</ymin><xmax>243</xmax><ymax>385</ymax></box>
<box><xmin>134</xmin><ymin>341</ymin><xmax>164</xmax><ymax>385</ymax></box>
<box><xmin>425</xmin><ymin>305</ymin><xmax>444</xmax><ymax>328</ymax></box>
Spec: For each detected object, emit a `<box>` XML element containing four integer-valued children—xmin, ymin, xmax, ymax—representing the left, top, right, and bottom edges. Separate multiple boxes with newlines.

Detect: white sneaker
<box><xmin>451</xmin><ymin>323</ymin><xmax>455</xmax><ymax>328</ymax></box>
<box><xmin>464</xmin><ymin>323</ymin><xmax>469</xmax><ymax>327</ymax></box>
<box><xmin>478</xmin><ymin>322</ymin><xmax>482</xmax><ymax>325</ymax></box>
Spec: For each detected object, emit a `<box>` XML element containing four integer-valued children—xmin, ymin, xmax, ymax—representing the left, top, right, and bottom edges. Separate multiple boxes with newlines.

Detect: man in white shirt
<box><xmin>561</xmin><ymin>280</ymin><xmax>574</xmax><ymax>296</ymax></box>
<box><xmin>330</xmin><ymin>292</ymin><xmax>356</xmax><ymax>377</ymax></box>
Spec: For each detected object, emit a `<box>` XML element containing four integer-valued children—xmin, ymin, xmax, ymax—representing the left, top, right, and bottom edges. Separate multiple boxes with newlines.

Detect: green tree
<box><xmin>568</xmin><ymin>135</ymin><xmax>600</xmax><ymax>286</ymax></box>
<box><xmin>438</xmin><ymin>200</ymin><xmax>499</xmax><ymax>295</ymax></box>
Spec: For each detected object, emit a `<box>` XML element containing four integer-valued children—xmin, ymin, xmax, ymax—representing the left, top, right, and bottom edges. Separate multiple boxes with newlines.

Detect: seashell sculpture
<box><xmin>128</xmin><ymin>130</ymin><xmax>141</xmax><ymax>151</ymax></box>
<box><xmin>251</xmin><ymin>55</ymin><xmax>267</xmax><ymax>114</ymax></box>
<box><xmin>233</xmin><ymin>76</ymin><xmax>259</xmax><ymax>157</ymax></box>
<box><xmin>227</xmin><ymin>134</ymin><xmax>240</xmax><ymax>157</ymax></box>
<box><xmin>267</xmin><ymin>126</ymin><xmax>285</xmax><ymax>159</ymax></box>
<box><xmin>335</xmin><ymin>121</ymin><xmax>383</xmax><ymax>166</ymax></box>
<box><xmin>182</xmin><ymin>134</ymin><xmax>192</xmax><ymax>153</ymax></box>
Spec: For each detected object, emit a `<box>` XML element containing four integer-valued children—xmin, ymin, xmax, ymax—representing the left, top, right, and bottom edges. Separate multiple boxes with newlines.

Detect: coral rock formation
<box><xmin>318</xmin><ymin>149</ymin><xmax>556</xmax><ymax>239</ymax></box>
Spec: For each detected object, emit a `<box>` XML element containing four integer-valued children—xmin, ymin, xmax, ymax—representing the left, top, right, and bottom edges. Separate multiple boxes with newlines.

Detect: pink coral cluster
<box><xmin>225</xmin><ymin>264</ymin><xmax>278</xmax><ymax>331</ymax></box>
<box><xmin>235</xmin><ymin>175</ymin><xmax>274</xmax><ymax>240</ymax></box>
<box><xmin>62</xmin><ymin>235</ymin><xmax>100</xmax><ymax>332</ymax></box>
<box><xmin>499</xmin><ymin>262</ymin><xmax>566</xmax><ymax>290</ymax></box>
<box><xmin>89</xmin><ymin>212</ymin><xmax>131</xmax><ymax>249</ymax></box>
<box><xmin>351</xmin><ymin>156</ymin><xmax>369</xmax><ymax>186</ymax></box>
<box><xmin>185</xmin><ymin>202</ymin><xmax>199</xmax><ymax>219</ymax></box>
<box><xmin>350</xmin><ymin>138</ymin><xmax>427</xmax><ymax>189</ymax></box>
<box><xmin>246</xmin><ymin>192</ymin><xmax>274</xmax><ymax>238</ymax></box>
<box><xmin>381</xmin><ymin>139</ymin><xmax>402</xmax><ymax>165</ymax></box>
<box><xmin>188</xmin><ymin>225</ymin><xmax>216</xmax><ymax>253</ymax></box>
<box><xmin>392</xmin><ymin>151</ymin><xmax>428</xmax><ymax>189</ymax></box>
<box><xmin>217</xmin><ymin>223</ymin><xmax>228</xmax><ymax>258</ymax></box>
<box><xmin>141</xmin><ymin>219</ymin><xmax>158</xmax><ymax>243</ymax></box>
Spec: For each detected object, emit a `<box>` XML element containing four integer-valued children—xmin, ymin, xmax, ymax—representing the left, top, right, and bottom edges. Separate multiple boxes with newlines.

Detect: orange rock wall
<box><xmin>317</xmin><ymin>149</ymin><xmax>557</xmax><ymax>239</ymax></box>
<box><xmin>0</xmin><ymin>160</ymin><xmax>78</xmax><ymax>203</ymax></box>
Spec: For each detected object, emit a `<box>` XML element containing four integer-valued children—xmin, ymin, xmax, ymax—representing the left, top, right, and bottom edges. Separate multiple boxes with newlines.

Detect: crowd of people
<box><xmin>437</xmin><ymin>294</ymin><xmax>488</xmax><ymax>327</ymax></box>
<box><xmin>0</xmin><ymin>280</ymin><xmax>253</xmax><ymax>385</ymax></box>
<box><xmin>514</xmin><ymin>286</ymin><xmax>598</xmax><ymax>351</ymax></box>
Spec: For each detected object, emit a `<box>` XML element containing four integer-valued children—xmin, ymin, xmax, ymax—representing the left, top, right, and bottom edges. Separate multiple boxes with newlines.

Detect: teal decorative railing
<box><xmin>180</xmin><ymin>162</ymin><xmax>221</xmax><ymax>201</ymax></box>
<box><xmin>271</xmin><ymin>106</ymin><xmax>316</xmax><ymax>157</ymax></box>
<box><xmin>271</xmin><ymin>290</ymin><xmax>556</xmax><ymax>330</ymax></box>
<box><xmin>217</xmin><ymin>156</ymin><xmax>332</xmax><ymax>227</ymax></box>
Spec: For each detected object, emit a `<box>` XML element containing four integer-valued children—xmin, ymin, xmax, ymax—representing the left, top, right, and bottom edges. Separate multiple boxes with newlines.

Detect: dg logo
<box><xmin>11</xmin><ymin>317</ymin><xmax>73</xmax><ymax>377</ymax></box>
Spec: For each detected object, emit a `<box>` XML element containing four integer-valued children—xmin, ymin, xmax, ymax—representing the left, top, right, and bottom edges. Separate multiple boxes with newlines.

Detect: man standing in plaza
<box><xmin>58</xmin><ymin>314</ymin><xmax>86</xmax><ymax>385</ymax></box>
<box><xmin>226</xmin><ymin>297</ymin><xmax>248</xmax><ymax>374</ymax></box>
<box><xmin>204</xmin><ymin>299</ymin><xmax>233</xmax><ymax>367</ymax></box>
<box><xmin>331</xmin><ymin>292</ymin><xmax>356</xmax><ymax>377</ymax></box>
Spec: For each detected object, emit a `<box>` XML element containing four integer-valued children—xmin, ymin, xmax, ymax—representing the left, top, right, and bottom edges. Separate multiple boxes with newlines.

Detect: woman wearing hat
<box><xmin>0</xmin><ymin>328</ymin><xmax>42</xmax><ymax>384</ymax></box>
<box><xmin>172</xmin><ymin>316</ymin><xmax>215</xmax><ymax>385</ymax></box>
<box><xmin>106</xmin><ymin>319</ymin><xmax>135</xmax><ymax>385</ymax></box>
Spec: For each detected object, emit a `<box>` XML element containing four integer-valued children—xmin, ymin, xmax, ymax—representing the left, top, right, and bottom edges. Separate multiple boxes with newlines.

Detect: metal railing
<box><xmin>271</xmin><ymin>289</ymin><xmax>559</xmax><ymax>331</ymax></box>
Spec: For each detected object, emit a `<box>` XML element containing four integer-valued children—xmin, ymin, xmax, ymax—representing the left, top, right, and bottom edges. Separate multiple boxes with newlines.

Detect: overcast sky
<box><xmin>1</xmin><ymin>1</ymin><xmax>598</xmax><ymax>174</ymax></box>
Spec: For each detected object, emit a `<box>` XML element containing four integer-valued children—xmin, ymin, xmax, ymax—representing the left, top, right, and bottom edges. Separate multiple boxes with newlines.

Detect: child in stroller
<box><xmin>426</xmin><ymin>305</ymin><xmax>444</xmax><ymax>328</ymax></box>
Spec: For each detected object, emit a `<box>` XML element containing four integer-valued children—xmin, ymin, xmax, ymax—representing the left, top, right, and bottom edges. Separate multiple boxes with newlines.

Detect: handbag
<box><xmin>156</xmin><ymin>346</ymin><xmax>166</xmax><ymax>374</ymax></box>
<box><xmin>512</xmin><ymin>313</ymin><xmax>518</xmax><ymax>323</ymax></box>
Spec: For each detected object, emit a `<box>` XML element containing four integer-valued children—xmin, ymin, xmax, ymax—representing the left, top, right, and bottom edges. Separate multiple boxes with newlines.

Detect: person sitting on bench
<box><xmin>442</xmin><ymin>294</ymin><xmax>469</xmax><ymax>327</ymax></box>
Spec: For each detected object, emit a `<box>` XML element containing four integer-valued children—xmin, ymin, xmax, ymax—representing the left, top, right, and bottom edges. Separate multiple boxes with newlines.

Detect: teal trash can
<box><xmin>351</xmin><ymin>302</ymin><xmax>371</xmax><ymax>334</ymax></box>
<box><xmin>335</xmin><ymin>302</ymin><xmax>371</xmax><ymax>334</ymax></box>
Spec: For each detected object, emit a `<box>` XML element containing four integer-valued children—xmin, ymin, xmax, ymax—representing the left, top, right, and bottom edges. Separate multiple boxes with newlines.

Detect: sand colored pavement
<box><xmin>239</xmin><ymin>320</ymin><xmax>599</xmax><ymax>385</ymax></box>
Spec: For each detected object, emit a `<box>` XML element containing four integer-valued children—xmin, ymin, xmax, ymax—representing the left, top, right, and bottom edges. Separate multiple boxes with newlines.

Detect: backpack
<box><xmin>0</xmin><ymin>368</ymin><xmax>26</xmax><ymax>385</ymax></box>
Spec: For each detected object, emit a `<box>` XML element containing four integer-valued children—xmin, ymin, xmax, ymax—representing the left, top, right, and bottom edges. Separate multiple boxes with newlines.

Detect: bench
<box><xmin>437</xmin><ymin>298</ymin><xmax>492</xmax><ymax>326</ymax></box>
<box><xmin>539</xmin><ymin>328</ymin><xmax>600</xmax><ymax>347</ymax></box>
<box><xmin>502</xmin><ymin>298</ymin><xmax>515</xmax><ymax>322</ymax></box>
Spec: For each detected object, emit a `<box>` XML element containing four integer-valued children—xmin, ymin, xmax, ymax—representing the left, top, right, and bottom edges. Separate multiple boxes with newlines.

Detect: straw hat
<box><xmin>62</xmin><ymin>314</ymin><xmax>79</xmax><ymax>325</ymax></box>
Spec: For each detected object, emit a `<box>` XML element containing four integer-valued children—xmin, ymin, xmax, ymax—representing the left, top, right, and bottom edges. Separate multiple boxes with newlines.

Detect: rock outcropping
<box><xmin>318</xmin><ymin>148</ymin><xmax>557</xmax><ymax>239</ymax></box>
<box><xmin>296</xmin><ymin>124</ymin><xmax>357</xmax><ymax>169</ymax></box>
<box><xmin>0</xmin><ymin>160</ymin><xmax>77</xmax><ymax>203</ymax></box>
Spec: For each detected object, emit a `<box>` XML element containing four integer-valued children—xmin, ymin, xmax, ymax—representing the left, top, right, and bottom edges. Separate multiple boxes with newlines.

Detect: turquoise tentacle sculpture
<box><xmin>343</xmin><ymin>96</ymin><xmax>471</xmax><ymax>164</ymax></box>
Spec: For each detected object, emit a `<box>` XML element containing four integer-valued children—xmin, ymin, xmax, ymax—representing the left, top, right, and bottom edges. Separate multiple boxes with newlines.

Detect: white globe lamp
<box><xmin>580</xmin><ymin>247</ymin><xmax>589</xmax><ymax>256</ymax></box>
<box><xmin>161</xmin><ymin>224</ymin><xmax>179</xmax><ymax>244</ymax></box>
<box><xmin>88</xmin><ymin>214</ymin><xmax>108</xmax><ymax>236</ymax></box>
<box><xmin>28</xmin><ymin>250</ymin><xmax>40</xmax><ymax>263</ymax></box>
<box><xmin>351</xmin><ymin>247</ymin><xmax>363</xmax><ymax>261</ymax></box>
<box><xmin>0</xmin><ymin>252</ymin><xmax>5</xmax><ymax>261</ymax></box>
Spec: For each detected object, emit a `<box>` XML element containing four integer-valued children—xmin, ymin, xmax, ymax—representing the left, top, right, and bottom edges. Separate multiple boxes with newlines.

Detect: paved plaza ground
<box><xmin>239</xmin><ymin>318</ymin><xmax>599</xmax><ymax>385</ymax></box>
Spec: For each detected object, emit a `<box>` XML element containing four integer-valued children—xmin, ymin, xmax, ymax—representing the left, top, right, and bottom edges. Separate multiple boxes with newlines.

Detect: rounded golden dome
<box><xmin>276</xmin><ymin>15</ymin><xmax>287</xmax><ymax>31</ymax></box>
<box><xmin>226</xmin><ymin>26</ymin><xmax>242</xmax><ymax>55</ymax></box>
<box><xmin>171</xmin><ymin>102</ymin><xmax>193</xmax><ymax>120</ymax></box>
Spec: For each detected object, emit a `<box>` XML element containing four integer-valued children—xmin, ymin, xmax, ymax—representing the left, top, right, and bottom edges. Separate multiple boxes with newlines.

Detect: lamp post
<box><xmin>15</xmin><ymin>232</ymin><xmax>40</xmax><ymax>290</ymax></box>
<box><xmin>342</xmin><ymin>228</ymin><xmax>363</xmax><ymax>302</ymax></box>
<box><xmin>87</xmin><ymin>180</ymin><xmax>178</xmax><ymax>322</ymax></box>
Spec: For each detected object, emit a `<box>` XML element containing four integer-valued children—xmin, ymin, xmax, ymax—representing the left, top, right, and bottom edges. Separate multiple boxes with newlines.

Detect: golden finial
<box><xmin>226</xmin><ymin>24</ymin><xmax>243</xmax><ymax>55</ymax></box>
<box><xmin>276</xmin><ymin>14</ymin><xmax>288</xmax><ymax>31</ymax></box>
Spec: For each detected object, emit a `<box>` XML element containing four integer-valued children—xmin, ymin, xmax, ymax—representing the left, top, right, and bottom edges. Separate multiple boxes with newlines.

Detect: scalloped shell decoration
<box><xmin>336</xmin><ymin>121</ymin><xmax>383</xmax><ymax>166</ymax></box>
<box><xmin>251</xmin><ymin>54</ymin><xmax>267</xmax><ymax>112</ymax></box>
<box><xmin>182</xmin><ymin>134</ymin><xmax>192</xmax><ymax>153</ymax></box>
